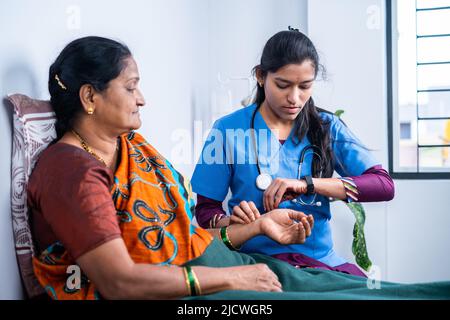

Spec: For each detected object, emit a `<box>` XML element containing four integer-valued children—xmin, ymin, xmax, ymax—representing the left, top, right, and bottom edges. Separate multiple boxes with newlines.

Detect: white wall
<box><xmin>0</xmin><ymin>0</ymin><xmax>211</xmax><ymax>175</ymax></box>
<box><xmin>192</xmin><ymin>0</ymin><xmax>308</xmax><ymax>167</ymax></box>
<box><xmin>309</xmin><ymin>0</ymin><xmax>450</xmax><ymax>283</ymax></box>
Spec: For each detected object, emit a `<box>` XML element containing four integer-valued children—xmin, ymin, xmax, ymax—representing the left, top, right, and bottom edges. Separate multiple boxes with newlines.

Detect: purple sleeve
<box><xmin>341</xmin><ymin>165</ymin><xmax>395</xmax><ymax>202</ymax></box>
<box><xmin>195</xmin><ymin>194</ymin><xmax>227</xmax><ymax>228</ymax></box>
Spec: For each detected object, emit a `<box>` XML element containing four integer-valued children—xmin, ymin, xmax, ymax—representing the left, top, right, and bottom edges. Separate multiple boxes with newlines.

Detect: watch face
<box><xmin>256</xmin><ymin>173</ymin><xmax>272</xmax><ymax>190</ymax></box>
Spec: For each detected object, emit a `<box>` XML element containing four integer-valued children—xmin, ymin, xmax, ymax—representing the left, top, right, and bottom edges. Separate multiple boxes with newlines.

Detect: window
<box><xmin>387</xmin><ymin>0</ymin><xmax>450</xmax><ymax>178</ymax></box>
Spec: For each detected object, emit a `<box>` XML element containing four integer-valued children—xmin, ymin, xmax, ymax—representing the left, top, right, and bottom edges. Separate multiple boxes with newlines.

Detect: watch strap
<box><xmin>303</xmin><ymin>175</ymin><xmax>314</xmax><ymax>195</ymax></box>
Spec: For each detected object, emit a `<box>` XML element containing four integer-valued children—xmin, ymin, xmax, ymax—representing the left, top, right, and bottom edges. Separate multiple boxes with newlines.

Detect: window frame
<box><xmin>386</xmin><ymin>0</ymin><xmax>450</xmax><ymax>179</ymax></box>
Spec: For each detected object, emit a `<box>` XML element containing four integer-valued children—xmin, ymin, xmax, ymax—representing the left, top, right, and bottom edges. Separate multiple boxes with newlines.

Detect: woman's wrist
<box><xmin>221</xmin><ymin>269</ymin><xmax>236</xmax><ymax>291</ymax></box>
<box><xmin>216</xmin><ymin>216</ymin><xmax>230</xmax><ymax>227</ymax></box>
<box><xmin>248</xmin><ymin>218</ymin><xmax>263</xmax><ymax>237</ymax></box>
<box><xmin>225</xmin><ymin>219</ymin><xmax>262</xmax><ymax>247</ymax></box>
<box><xmin>248</xmin><ymin>216</ymin><xmax>264</xmax><ymax>236</ymax></box>
<box><xmin>191</xmin><ymin>266</ymin><xmax>237</xmax><ymax>294</ymax></box>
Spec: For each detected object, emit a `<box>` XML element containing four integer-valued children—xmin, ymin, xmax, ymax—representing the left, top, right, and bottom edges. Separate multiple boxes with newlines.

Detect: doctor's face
<box><xmin>260</xmin><ymin>61</ymin><xmax>316</xmax><ymax>122</ymax></box>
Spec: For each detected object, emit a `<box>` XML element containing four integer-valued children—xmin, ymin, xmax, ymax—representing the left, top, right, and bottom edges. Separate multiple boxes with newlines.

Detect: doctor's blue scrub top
<box><xmin>191</xmin><ymin>103</ymin><xmax>379</xmax><ymax>267</ymax></box>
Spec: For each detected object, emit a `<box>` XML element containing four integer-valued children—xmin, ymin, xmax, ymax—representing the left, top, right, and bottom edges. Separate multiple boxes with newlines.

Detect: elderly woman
<box><xmin>28</xmin><ymin>36</ymin><xmax>450</xmax><ymax>300</ymax></box>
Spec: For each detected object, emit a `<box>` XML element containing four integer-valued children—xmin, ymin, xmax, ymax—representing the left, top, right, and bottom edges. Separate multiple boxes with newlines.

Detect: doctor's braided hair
<box><xmin>48</xmin><ymin>36</ymin><xmax>131</xmax><ymax>139</ymax></box>
<box><xmin>252</xmin><ymin>29</ymin><xmax>334</xmax><ymax>178</ymax></box>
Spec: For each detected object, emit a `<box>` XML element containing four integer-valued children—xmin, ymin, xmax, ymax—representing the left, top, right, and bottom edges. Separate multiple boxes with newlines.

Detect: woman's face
<box><xmin>260</xmin><ymin>61</ymin><xmax>316</xmax><ymax>122</ymax></box>
<box><xmin>94</xmin><ymin>56</ymin><xmax>146</xmax><ymax>134</ymax></box>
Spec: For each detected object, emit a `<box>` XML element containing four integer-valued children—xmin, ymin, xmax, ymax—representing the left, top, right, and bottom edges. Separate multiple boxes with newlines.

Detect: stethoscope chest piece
<box><xmin>256</xmin><ymin>173</ymin><xmax>272</xmax><ymax>191</ymax></box>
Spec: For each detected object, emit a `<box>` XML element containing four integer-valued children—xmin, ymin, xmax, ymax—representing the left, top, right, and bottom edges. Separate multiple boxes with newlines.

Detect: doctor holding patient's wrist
<box><xmin>191</xmin><ymin>29</ymin><xmax>395</xmax><ymax>277</ymax></box>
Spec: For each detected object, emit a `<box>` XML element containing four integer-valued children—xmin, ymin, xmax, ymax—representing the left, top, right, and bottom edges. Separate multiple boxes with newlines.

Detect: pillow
<box><xmin>7</xmin><ymin>94</ymin><xmax>56</xmax><ymax>299</ymax></box>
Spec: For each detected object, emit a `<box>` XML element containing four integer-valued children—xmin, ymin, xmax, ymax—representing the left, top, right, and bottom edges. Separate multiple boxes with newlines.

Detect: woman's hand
<box><xmin>227</xmin><ymin>264</ymin><xmax>282</xmax><ymax>292</ymax></box>
<box><xmin>259</xmin><ymin>209</ymin><xmax>314</xmax><ymax>245</ymax></box>
<box><xmin>230</xmin><ymin>201</ymin><xmax>261</xmax><ymax>225</ymax></box>
<box><xmin>263</xmin><ymin>178</ymin><xmax>308</xmax><ymax>211</ymax></box>
<box><xmin>208</xmin><ymin>208</ymin><xmax>313</xmax><ymax>252</ymax></box>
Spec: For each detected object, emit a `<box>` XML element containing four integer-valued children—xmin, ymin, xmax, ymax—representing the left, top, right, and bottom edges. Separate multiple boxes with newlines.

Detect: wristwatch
<box><xmin>302</xmin><ymin>175</ymin><xmax>315</xmax><ymax>195</ymax></box>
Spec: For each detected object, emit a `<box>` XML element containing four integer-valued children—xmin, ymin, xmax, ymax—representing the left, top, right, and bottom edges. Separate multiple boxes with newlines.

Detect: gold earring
<box><xmin>259</xmin><ymin>82</ymin><xmax>264</xmax><ymax>87</ymax></box>
<box><xmin>87</xmin><ymin>107</ymin><xmax>94</xmax><ymax>115</ymax></box>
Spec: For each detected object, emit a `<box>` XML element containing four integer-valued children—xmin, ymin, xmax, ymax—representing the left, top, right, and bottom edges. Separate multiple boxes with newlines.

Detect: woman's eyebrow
<box><xmin>126</xmin><ymin>76</ymin><xmax>140</xmax><ymax>82</ymax></box>
<box><xmin>274</xmin><ymin>77</ymin><xmax>314</xmax><ymax>84</ymax></box>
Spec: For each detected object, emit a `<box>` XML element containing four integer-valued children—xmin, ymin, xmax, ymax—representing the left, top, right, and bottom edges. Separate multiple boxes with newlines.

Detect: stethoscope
<box><xmin>251</xmin><ymin>105</ymin><xmax>323</xmax><ymax>207</ymax></box>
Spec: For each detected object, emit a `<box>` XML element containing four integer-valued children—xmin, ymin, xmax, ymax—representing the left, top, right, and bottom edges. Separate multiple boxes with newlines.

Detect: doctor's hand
<box><xmin>258</xmin><ymin>209</ymin><xmax>314</xmax><ymax>245</ymax></box>
<box><xmin>263</xmin><ymin>178</ymin><xmax>307</xmax><ymax>212</ymax></box>
<box><xmin>230</xmin><ymin>201</ymin><xmax>261</xmax><ymax>225</ymax></box>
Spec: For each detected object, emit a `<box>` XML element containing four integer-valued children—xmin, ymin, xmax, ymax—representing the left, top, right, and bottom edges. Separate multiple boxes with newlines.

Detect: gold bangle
<box><xmin>190</xmin><ymin>268</ymin><xmax>202</xmax><ymax>296</ymax></box>
<box><xmin>225</xmin><ymin>226</ymin><xmax>238</xmax><ymax>250</ymax></box>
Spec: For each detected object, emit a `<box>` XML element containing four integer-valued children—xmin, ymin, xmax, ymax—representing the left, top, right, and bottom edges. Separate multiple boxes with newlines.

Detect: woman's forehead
<box><xmin>118</xmin><ymin>57</ymin><xmax>140</xmax><ymax>80</ymax></box>
<box><xmin>271</xmin><ymin>62</ymin><xmax>315</xmax><ymax>82</ymax></box>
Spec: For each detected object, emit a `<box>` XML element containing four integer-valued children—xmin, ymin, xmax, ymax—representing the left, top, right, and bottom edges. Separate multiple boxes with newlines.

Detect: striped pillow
<box><xmin>7</xmin><ymin>94</ymin><xmax>56</xmax><ymax>299</ymax></box>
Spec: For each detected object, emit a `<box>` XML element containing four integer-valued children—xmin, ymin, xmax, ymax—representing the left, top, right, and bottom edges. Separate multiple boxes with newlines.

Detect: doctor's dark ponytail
<box><xmin>252</xmin><ymin>29</ymin><xmax>334</xmax><ymax>178</ymax></box>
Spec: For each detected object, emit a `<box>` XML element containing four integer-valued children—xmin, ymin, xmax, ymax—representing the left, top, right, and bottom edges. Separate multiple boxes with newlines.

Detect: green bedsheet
<box><xmin>183</xmin><ymin>238</ymin><xmax>450</xmax><ymax>300</ymax></box>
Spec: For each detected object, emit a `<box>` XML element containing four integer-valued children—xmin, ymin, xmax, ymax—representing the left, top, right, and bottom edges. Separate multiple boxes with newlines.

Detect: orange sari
<box><xmin>32</xmin><ymin>132</ymin><xmax>212</xmax><ymax>299</ymax></box>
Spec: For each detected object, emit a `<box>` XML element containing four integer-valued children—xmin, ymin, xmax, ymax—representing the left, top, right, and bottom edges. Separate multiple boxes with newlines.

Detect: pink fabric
<box><xmin>195</xmin><ymin>195</ymin><xmax>226</xmax><ymax>229</ymax></box>
<box><xmin>348</xmin><ymin>165</ymin><xmax>395</xmax><ymax>202</ymax></box>
<box><xmin>271</xmin><ymin>252</ymin><xmax>367</xmax><ymax>278</ymax></box>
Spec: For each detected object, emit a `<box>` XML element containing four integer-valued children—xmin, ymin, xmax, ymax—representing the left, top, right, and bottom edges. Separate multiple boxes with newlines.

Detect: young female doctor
<box><xmin>191</xmin><ymin>29</ymin><xmax>394</xmax><ymax>277</ymax></box>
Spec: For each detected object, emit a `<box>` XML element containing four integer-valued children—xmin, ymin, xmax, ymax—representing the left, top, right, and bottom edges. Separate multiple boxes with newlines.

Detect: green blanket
<box><xmin>183</xmin><ymin>239</ymin><xmax>450</xmax><ymax>300</ymax></box>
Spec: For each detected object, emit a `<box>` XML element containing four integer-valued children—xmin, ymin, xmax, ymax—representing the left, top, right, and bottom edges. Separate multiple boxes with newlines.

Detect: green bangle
<box><xmin>184</xmin><ymin>266</ymin><xmax>198</xmax><ymax>296</ymax></box>
<box><xmin>220</xmin><ymin>226</ymin><xmax>238</xmax><ymax>251</ymax></box>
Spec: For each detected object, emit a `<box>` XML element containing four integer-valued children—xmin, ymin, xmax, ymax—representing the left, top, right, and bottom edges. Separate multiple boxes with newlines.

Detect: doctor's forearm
<box><xmin>312</xmin><ymin>178</ymin><xmax>347</xmax><ymax>200</ymax></box>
